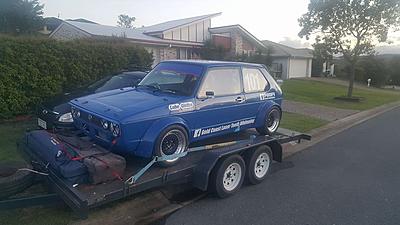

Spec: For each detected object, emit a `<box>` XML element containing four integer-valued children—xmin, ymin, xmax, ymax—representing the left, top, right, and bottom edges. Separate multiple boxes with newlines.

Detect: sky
<box><xmin>40</xmin><ymin>0</ymin><xmax>400</xmax><ymax>52</ymax></box>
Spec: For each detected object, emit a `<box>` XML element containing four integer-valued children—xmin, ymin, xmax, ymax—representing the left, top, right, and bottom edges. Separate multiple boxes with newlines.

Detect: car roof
<box><xmin>163</xmin><ymin>60</ymin><xmax>265</xmax><ymax>68</ymax></box>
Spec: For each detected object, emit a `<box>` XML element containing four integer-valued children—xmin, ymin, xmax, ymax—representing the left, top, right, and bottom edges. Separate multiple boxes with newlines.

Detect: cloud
<box><xmin>278</xmin><ymin>37</ymin><xmax>311</xmax><ymax>48</ymax></box>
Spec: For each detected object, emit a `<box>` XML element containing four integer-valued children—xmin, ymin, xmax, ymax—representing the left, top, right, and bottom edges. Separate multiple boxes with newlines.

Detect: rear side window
<box><xmin>198</xmin><ymin>68</ymin><xmax>241</xmax><ymax>98</ymax></box>
<box><xmin>242</xmin><ymin>68</ymin><xmax>269</xmax><ymax>93</ymax></box>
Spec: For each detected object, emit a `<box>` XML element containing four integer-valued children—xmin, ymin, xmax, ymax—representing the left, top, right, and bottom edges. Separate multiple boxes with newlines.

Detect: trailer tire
<box><xmin>245</xmin><ymin>145</ymin><xmax>272</xmax><ymax>185</ymax></box>
<box><xmin>0</xmin><ymin>161</ymin><xmax>34</xmax><ymax>199</ymax></box>
<box><xmin>210</xmin><ymin>155</ymin><xmax>245</xmax><ymax>198</ymax></box>
<box><xmin>155</xmin><ymin>125</ymin><xmax>188</xmax><ymax>167</ymax></box>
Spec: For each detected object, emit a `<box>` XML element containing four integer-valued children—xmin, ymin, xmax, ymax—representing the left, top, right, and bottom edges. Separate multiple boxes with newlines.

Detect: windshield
<box><xmin>88</xmin><ymin>73</ymin><xmax>143</xmax><ymax>93</ymax></box>
<box><xmin>138</xmin><ymin>62</ymin><xmax>203</xmax><ymax>96</ymax></box>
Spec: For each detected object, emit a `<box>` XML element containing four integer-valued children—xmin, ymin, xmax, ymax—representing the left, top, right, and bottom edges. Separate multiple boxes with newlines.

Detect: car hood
<box><xmin>70</xmin><ymin>87</ymin><xmax>183</xmax><ymax>121</ymax></box>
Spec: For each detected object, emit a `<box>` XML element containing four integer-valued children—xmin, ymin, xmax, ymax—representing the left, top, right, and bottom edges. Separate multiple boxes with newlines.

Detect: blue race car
<box><xmin>70</xmin><ymin>60</ymin><xmax>283</xmax><ymax>166</ymax></box>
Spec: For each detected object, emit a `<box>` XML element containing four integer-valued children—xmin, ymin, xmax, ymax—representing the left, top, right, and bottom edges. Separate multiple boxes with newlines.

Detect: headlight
<box><xmin>101</xmin><ymin>119</ymin><xmax>109</xmax><ymax>129</ymax></box>
<box><xmin>110</xmin><ymin>122</ymin><xmax>120</xmax><ymax>137</ymax></box>
<box><xmin>58</xmin><ymin>112</ymin><xmax>73</xmax><ymax>123</ymax></box>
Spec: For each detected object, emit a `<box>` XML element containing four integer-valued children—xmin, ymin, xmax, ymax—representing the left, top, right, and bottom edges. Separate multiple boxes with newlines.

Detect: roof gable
<box><xmin>209</xmin><ymin>25</ymin><xmax>265</xmax><ymax>49</ymax></box>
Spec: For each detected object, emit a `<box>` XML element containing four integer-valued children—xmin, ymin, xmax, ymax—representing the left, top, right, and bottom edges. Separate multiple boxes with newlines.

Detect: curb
<box><xmin>282</xmin><ymin>100</ymin><xmax>400</xmax><ymax>159</ymax></box>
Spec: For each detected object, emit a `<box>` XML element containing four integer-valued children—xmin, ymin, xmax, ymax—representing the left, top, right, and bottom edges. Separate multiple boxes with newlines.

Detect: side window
<box><xmin>242</xmin><ymin>68</ymin><xmax>269</xmax><ymax>93</ymax></box>
<box><xmin>198</xmin><ymin>68</ymin><xmax>241</xmax><ymax>98</ymax></box>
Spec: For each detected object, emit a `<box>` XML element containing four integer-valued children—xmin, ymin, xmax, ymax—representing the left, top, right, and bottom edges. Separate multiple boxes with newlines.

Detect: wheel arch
<box><xmin>254</xmin><ymin>101</ymin><xmax>282</xmax><ymax>128</ymax></box>
<box><xmin>134</xmin><ymin>116</ymin><xmax>190</xmax><ymax>158</ymax></box>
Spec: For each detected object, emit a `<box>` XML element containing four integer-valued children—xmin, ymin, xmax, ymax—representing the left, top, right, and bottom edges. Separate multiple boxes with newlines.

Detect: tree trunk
<box><xmin>347</xmin><ymin>63</ymin><xmax>355</xmax><ymax>97</ymax></box>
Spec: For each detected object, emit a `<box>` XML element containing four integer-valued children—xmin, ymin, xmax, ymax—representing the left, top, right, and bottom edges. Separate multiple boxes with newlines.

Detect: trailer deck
<box><xmin>14</xmin><ymin>128</ymin><xmax>310</xmax><ymax>218</ymax></box>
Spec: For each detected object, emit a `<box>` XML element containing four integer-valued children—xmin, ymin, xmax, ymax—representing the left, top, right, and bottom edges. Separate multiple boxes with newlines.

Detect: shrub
<box><xmin>0</xmin><ymin>36</ymin><xmax>153</xmax><ymax>119</ymax></box>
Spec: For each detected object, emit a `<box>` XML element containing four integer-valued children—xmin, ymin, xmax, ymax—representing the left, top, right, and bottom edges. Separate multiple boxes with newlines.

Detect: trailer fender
<box><xmin>192</xmin><ymin>152</ymin><xmax>222</xmax><ymax>191</ymax></box>
<box><xmin>135</xmin><ymin>117</ymin><xmax>190</xmax><ymax>158</ymax></box>
<box><xmin>267</xmin><ymin>140</ymin><xmax>283</xmax><ymax>162</ymax></box>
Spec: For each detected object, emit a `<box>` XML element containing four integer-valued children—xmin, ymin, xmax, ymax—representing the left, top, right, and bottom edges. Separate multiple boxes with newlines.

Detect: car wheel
<box><xmin>210</xmin><ymin>154</ymin><xmax>245</xmax><ymax>198</ymax></box>
<box><xmin>0</xmin><ymin>161</ymin><xmax>35</xmax><ymax>199</ymax></box>
<box><xmin>245</xmin><ymin>145</ymin><xmax>272</xmax><ymax>185</ymax></box>
<box><xmin>155</xmin><ymin>125</ymin><xmax>188</xmax><ymax>167</ymax></box>
<box><xmin>256</xmin><ymin>106</ymin><xmax>281</xmax><ymax>135</ymax></box>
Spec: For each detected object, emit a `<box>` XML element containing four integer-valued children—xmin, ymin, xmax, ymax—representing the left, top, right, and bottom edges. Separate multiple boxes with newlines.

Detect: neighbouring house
<box><xmin>209</xmin><ymin>24</ymin><xmax>265</xmax><ymax>56</ymax></box>
<box><xmin>49</xmin><ymin>13</ymin><xmax>313</xmax><ymax>79</ymax></box>
<box><xmin>262</xmin><ymin>40</ymin><xmax>313</xmax><ymax>79</ymax></box>
<box><xmin>50</xmin><ymin>13</ymin><xmax>221</xmax><ymax>66</ymax></box>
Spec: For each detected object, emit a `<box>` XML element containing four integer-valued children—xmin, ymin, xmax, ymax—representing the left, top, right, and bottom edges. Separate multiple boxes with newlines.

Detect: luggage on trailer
<box><xmin>25</xmin><ymin>130</ymin><xmax>88</xmax><ymax>184</ymax></box>
<box><xmin>25</xmin><ymin>130</ymin><xmax>126</xmax><ymax>184</ymax></box>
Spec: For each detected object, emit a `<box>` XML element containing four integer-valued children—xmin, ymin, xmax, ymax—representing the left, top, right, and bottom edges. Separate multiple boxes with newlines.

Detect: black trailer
<box><xmin>4</xmin><ymin>128</ymin><xmax>310</xmax><ymax>218</ymax></box>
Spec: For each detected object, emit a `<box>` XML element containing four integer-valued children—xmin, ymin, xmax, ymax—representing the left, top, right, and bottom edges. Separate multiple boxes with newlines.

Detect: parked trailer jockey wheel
<box><xmin>210</xmin><ymin>155</ymin><xmax>245</xmax><ymax>198</ymax></box>
<box><xmin>245</xmin><ymin>145</ymin><xmax>272</xmax><ymax>185</ymax></box>
<box><xmin>155</xmin><ymin>125</ymin><xmax>188</xmax><ymax>167</ymax></box>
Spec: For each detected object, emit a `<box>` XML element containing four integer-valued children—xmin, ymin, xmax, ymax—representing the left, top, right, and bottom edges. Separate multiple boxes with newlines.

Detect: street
<box><xmin>166</xmin><ymin>107</ymin><xmax>400</xmax><ymax>225</ymax></box>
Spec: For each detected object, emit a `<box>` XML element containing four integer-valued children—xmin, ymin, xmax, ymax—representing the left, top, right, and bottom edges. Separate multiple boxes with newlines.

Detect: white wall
<box><xmin>288</xmin><ymin>58</ymin><xmax>310</xmax><ymax>78</ymax></box>
<box><xmin>164</xmin><ymin>19</ymin><xmax>210</xmax><ymax>42</ymax></box>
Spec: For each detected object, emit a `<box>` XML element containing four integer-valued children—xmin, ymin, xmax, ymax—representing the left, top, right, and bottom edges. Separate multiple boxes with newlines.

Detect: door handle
<box><xmin>235</xmin><ymin>96</ymin><xmax>245</xmax><ymax>103</ymax></box>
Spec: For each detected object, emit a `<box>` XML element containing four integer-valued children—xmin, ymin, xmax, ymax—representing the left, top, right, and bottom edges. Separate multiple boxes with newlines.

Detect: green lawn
<box><xmin>280</xmin><ymin>112</ymin><xmax>328</xmax><ymax>133</ymax></box>
<box><xmin>282</xmin><ymin>79</ymin><xmax>400</xmax><ymax>110</ymax></box>
<box><xmin>0</xmin><ymin>120</ymin><xmax>36</xmax><ymax>162</ymax></box>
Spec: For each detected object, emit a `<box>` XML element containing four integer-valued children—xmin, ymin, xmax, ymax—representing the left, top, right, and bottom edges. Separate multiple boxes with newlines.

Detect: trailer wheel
<box><xmin>210</xmin><ymin>155</ymin><xmax>245</xmax><ymax>198</ymax></box>
<box><xmin>245</xmin><ymin>145</ymin><xmax>272</xmax><ymax>185</ymax></box>
<box><xmin>256</xmin><ymin>106</ymin><xmax>281</xmax><ymax>135</ymax></box>
<box><xmin>0</xmin><ymin>161</ymin><xmax>34</xmax><ymax>199</ymax></box>
<box><xmin>155</xmin><ymin>125</ymin><xmax>188</xmax><ymax>167</ymax></box>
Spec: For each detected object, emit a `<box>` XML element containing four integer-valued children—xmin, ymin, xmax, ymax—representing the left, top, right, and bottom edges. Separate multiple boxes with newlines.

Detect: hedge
<box><xmin>0</xmin><ymin>36</ymin><xmax>153</xmax><ymax>119</ymax></box>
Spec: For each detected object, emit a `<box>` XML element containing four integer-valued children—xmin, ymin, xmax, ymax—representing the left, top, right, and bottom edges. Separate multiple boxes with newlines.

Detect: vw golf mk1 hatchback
<box><xmin>70</xmin><ymin>60</ymin><xmax>283</xmax><ymax>166</ymax></box>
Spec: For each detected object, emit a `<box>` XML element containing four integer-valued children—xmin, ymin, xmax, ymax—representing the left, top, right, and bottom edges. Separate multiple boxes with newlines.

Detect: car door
<box><xmin>241</xmin><ymin>67</ymin><xmax>272</xmax><ymax>119</ymax></box>
<box><xmin>193</xmin><ymin>67</ymin><xmax>246</xmax><ymax>139</ymax></box>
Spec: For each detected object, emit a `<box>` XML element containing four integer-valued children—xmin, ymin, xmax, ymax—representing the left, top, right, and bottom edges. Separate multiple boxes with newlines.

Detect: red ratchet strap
<box><xmin>92</xmin><ymin>155</ymin><xmax>123</xmax><ymax>181</ymax></box>
<box><xmin>50</xmin><ymin>134</ymin><xmax>82</xmax><ymax>161</ymax></box>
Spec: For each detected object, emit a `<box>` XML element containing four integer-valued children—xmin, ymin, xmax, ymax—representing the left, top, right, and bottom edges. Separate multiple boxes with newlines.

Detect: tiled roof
<box><xmin>262</xmin><ymin>40</ymin><xmax>313</xmax><ymax>58</ymax></box>
<box><xmin>140</xmin><ymin>12</ymin><xmax>221</xmax><ymax>34</ymax></box>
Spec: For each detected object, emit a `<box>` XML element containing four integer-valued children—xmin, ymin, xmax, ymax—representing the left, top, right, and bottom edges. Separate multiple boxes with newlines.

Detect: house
<box><xmin>262</xmin><ymin>40</ymin><xmax>313</xmax><ymax>79</ymax></box>
<box><xmin>50</xmin><ymin>13</ymin><xmax>221</xmax><ymax>66</ymax></box>
<box><xmin>209</xmin><ymin>24</ymin><xmax>265</xmax><ymax>56</ymax></box>
<box><xmin>50</xmin><ymin>13</ymin><xmax>313</xmax><ymax>79</ymax></box>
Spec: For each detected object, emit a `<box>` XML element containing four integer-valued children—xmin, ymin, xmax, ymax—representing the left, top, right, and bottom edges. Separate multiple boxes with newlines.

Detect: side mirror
<box><xmin>205</xmin><ymin>91</ymin><xmax>215</xmax><ymax>98</ymax></box>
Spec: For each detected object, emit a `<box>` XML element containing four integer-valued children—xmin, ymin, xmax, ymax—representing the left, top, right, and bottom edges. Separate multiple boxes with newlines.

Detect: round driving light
<box><xmin>101</xmin><ymin>120</ymin><xmax>109</xmax><ymax>129</ymax></box>
<box><xmin>110</xmin><ymin>123</ymin><xmax>120</xmax><ymax>137</ymax></box>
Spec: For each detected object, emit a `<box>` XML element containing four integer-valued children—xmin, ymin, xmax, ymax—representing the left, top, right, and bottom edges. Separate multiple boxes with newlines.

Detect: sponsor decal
<box><xmin>169</xmin><ymin>102</ymin><xmax>194</xmax><ymax>112</ymax></box>
<box><xmin>193</xmin><ymin>118</ymin><xmax>255</xmax><ymax>138</ymax></box>
<box><xmin>260</xmin><ymin>92</ymin><xmax>275</xmax><ymax>101</ymax></box>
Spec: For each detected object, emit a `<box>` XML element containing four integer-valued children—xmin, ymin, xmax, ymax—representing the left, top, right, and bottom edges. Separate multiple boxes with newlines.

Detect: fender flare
<box><xmin>134</xmin><ymin>116</ymin><xmax>190</xmax><ymax>158</ymax></box>
<box><xmin>254</xmin><ymin>100</ymin><xmax>282</xmax><ymax>128</ymax></box>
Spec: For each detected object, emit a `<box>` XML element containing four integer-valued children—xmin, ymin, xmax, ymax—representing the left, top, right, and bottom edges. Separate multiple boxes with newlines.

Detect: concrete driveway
<box><xmin>166</xmin><ymin>107</ymin><xmax>400</xmax><ymax>225</ymax></box>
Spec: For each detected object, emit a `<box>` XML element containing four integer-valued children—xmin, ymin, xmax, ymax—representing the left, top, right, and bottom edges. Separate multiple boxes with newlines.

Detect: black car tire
<box><xmin>256</xmin><ymin>106</ymin><xmax>282</xmax><ymax>135</ymax></box>
<box><xmin>210</xmin><ymin>154</ymin><xmax>246</xmax><ymax>198</ymax></box>
<box><xmin>245</xmin><ymin>145</ymin><xmax>273</xmax><ymax>185</ymax></box>
<box><xmin>0</xmin><ymin>161</ymin><xmax>35</xmax><ymax>199</ymax></box>
<box><xmin>154</xmin><ymin>125</ymin><xmax>189</xmax><ymax>167</ymax></box>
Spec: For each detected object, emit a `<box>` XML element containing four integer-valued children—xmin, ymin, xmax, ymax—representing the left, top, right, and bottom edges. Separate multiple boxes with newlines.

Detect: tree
<box><xmin>0</xmin><ymin>0</ymin><xmax>44</xmax><ymax>34</ymax></box>
<box><xmin>299</xmin><ymin>0</ymin><xmax>400</xmax><ymax>97</ymax></box>
<box><xmin>199</xmin><ymin>40</ymin><xmax>228</xmax><ymax>60</ymax></box>
<box><xmin>117</xmin><ymin>14</ymin><xmax>135</xmax><ymax>28</ymax></box>
<box><xmin>312</xmin><ymin>38</ymin><xmax>333</xmax><ymax>76</ymax></box>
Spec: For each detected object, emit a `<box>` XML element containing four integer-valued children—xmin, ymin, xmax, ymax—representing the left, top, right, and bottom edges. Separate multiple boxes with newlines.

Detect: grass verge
<box><xmin>280</xmin><ymin>112</ymin><xmax>328</xmax><ymax>133</ymax></box>
<box><xmin>282</xmin><ymin>79</ymin><xmax>400</xmax><ymax>110</ymax></box>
